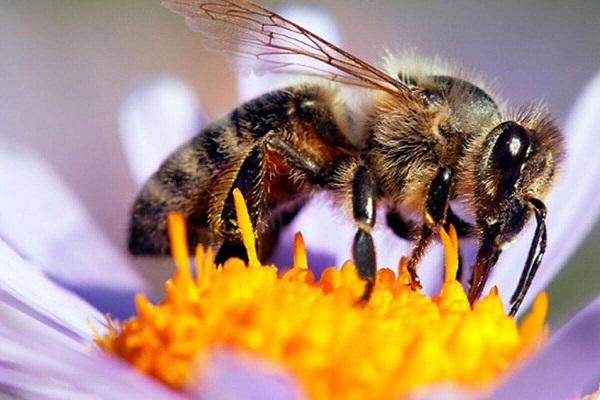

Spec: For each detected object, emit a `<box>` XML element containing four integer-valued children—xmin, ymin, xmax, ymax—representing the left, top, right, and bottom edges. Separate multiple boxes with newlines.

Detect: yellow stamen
<box><xmin>439</xmin><ymin>224</ymin><xmax>459</xmax><ymax>283</ymax></box>
<box><xmin>168</xmin><ymin>211</ymin><xmax>190</xmax><ymax>273</ymax></box>
<box><xmin>293</xmin><ymin>232</ymin><xmax>308</xmax><ymax>270</ymax></box>
<box><xmin>232</xmin><ymin>188</ymin><xmax>259</xmax><ymax>268</ymax></box>
<box><xmin>98</xmin><ymin>192</ymin><xmax>549</xmax><ymax>400</ymax></box>
<box><xmin>195</xmin><ymin>244</ymin><xmax>213</xmax><ymax>289</ymax></box>
<box><xmin>518</xmin><ymin>291</ymin><xmax>549</xmax><ymax>350</ymax></box>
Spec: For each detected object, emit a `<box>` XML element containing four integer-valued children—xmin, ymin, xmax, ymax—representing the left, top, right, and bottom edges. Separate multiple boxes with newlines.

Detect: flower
<box><xmin>1</xmin><ymin>3</ymin><xmax>600</xmax><ymax>399</ymax></box>
<box><xmin>97</xmin><ymin>188</ymin><xmax>549</xmax><ymax>400</ymax></box>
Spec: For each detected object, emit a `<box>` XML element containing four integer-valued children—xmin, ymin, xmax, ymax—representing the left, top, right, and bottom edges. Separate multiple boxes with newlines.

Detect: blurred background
<box><xmin>1</xmin><ymin>0</ymin><xmax>599</xmax><ymax>324</ymax></box>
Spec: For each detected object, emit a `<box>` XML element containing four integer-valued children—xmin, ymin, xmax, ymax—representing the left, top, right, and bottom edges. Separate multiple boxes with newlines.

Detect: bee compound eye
<box><xmin>488</xmin><ymin>121</ymin><xmax>531</xmax><ymax>202</ymax></box>
<box><xmin>491</xmin><ymin>121</ymin><xmax>531</xmax><ymax>169</ymax></box>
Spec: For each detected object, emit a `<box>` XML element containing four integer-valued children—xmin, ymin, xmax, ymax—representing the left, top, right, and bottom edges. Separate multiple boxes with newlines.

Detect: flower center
<box><xmin>97</xmin><ymin>189</ymin><xmax>548</xmax><ymax>399</ymax></box>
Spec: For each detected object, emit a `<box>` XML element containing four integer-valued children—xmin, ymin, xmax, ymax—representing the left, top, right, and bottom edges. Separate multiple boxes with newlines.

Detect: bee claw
<box><xmin>406</xmin><ymin>265</ymin><xmax>422</xmax><ymax>291</ymax></box>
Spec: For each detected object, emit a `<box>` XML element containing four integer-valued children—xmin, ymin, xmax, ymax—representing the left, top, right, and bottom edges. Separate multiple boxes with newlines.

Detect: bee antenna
<box><xmin>509</xmin><ymin>197</ymin><xmax>547</xmax><ymax>316</ymax></box>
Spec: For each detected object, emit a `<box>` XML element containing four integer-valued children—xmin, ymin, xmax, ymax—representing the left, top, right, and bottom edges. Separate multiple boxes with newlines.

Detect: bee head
<box><xmin>467</xmin><ymin>107</ymin><xmax>565</xmax><ymax>309</ymax></box>
<box><xmin>474</xmin><ymin>109</ymin><xmax>564</xmax><ymax>247</ymax></box>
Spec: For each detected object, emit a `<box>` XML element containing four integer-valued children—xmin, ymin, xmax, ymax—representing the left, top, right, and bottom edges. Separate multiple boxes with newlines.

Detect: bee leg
<box><xmin>406</xmin><ymin>166</ymin><xmax>454</xmax><ymax>289</ymax></box>
<box><xmin>215</xmin><ymin>139</ymin><xmax>313</xmax><ymax>265</ymax></box>
<box><xmin>267</xmin><ymin>137</ymin><xmax>380</xmax><ymax>298</ymax></box>
<box><xmin>351</xmin><ymin>165</ymin><xmax>377</xmax><ymax>303</ymax></box>
<box><xmin>214</xmin><ymin>146</ymin><xmax>265</xmax><ymax>265</ymax></box>
<box><xmin>386</xmin><ymin>207</ymin><xmax>472</xmax><ymax>246</ymax></box>
<box><xmin>509</xmin><ymin>197</ymin><xmax>547</xmax><ymax>316</ymax></box>
<box><xmin>387</xmin><ymin>208</ymin><xmax>468</xmax><ymax>284</ymax></box>
<box><xmin>266</xmin><ymin>136</ymin><xmax>325</xmax><ymax>182</ymax></box>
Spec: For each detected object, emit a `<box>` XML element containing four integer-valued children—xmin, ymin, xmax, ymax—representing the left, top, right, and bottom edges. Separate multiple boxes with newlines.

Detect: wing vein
<box><xmin>162</xmin><ymin>0</ymin><xmax>410</xmax><ymax>94</ymax></box>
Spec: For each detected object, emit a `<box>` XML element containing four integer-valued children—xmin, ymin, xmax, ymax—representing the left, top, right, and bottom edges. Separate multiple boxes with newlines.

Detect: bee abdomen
<box><xmin>128</xmin><ymin>83</ymin><xmax>354</xmax><ymax>257</ymax></box>
<box><xmin>128</xmin><ymin>144</ymin><xmax>215</xmax><ymax>255</ymax></box>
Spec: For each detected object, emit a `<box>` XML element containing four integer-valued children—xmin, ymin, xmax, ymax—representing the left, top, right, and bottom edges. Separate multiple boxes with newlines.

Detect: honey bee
<box><xmin>128</xmin><ymin>0</ymin><xmax>566</xmax><ymax>315</ymax></box>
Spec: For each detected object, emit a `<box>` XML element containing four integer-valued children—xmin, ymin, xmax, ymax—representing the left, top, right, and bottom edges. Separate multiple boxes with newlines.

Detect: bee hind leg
<box><xmin>214</xmin><ymin>144</ymin><xmax>309</xmax><ymax>266</ymax></box>
<box><xmin>214</xmin><ymin>146</ymin><xmax>264</xmax><ymax>265</ymax></box>
<box><xmin>213</xmin><ymin>207</ymin><xmax>302</xmax><ymax>266</ymax></box>
<box><xmin>266</xmin><ymin>136</ymin><xmax>325</xmax><ymax>183</ymax></box>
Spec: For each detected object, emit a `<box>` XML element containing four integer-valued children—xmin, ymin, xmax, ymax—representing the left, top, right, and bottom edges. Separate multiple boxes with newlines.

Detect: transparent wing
<box><xmin>162</xmin><ymin>0</ymin><xmax>409</xmax><ymax>94</ymax></box>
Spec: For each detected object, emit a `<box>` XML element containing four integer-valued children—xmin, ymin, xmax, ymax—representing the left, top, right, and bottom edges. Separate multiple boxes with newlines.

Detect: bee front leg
<box><xmin>351</xmin><ymin>165</ymin><xmax>377</xmax><ymax>303</ymax></box>
<box><xmin>406</xmin><ymin>166</ymin><xmax>454</xmax><ymax>289</ymax></box>
<box><xmin>388</xmin><ymin>204</ymin><xmax>473</xmax><ymax>282</ymax></box>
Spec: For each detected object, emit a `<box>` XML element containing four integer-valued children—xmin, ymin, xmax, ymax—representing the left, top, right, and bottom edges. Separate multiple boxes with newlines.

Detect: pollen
<box><xmin>98</xmin><ymin>189</ymin><xmax>548</xmax><ymax>399</ymax></box>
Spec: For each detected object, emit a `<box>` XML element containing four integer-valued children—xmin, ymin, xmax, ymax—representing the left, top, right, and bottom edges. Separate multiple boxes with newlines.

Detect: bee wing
<box><xmin>162</xmin><ymin>0</ymin><xmax>409</xmax><ymax>94</ymax></box>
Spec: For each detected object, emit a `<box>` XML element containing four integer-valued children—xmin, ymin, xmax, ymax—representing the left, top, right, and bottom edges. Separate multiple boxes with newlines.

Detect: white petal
<box><xmin>486</xmin><ymin>70</ymin><xmax>600</xmax><ymax>314</ymax></box>
<box><xmin>0</xmin><ymin>142</ymin><xmax>150</xmax><ymax>317</ymax></box>
<box><xmin>236</xmin><ymin>4</ymin><xmax>343</xmax><ymax>103</ymax></box>
<box><xmin>119</xmin><ymin>75</ymin><xmax>204</xmax><ymax>188</ymax></box>
<box><xmin>488</xmin><ymin>295</ymin><xmax>600</xmax><ymax>400</ymax></box>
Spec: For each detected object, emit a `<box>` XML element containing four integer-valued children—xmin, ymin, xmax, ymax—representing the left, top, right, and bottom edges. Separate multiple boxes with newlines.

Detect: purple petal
<box><xmin>0</xmin><ymin>312</ymin><xmax>185</xmax><ymax>399</ymax></box>
<box><xmin>403</xmin><ymin>385</ymin><xmax>479</xmax><ymax>400</ymax></box>
<box><xmin>0</xmin><ymin>141</ymin><xmax>150</xmax><ymax>317</ymax></box>
<box><xmin>119</xmin><ymin>75</ymin><xmax>204</xmax><ymax>188</ymax></box>
<box><xmin>488</xmin><ymin>295</ymin><xmax>600</xmax><ymax>400</ymax></box>
<box><xmin>485</xmin><ymin>70</ymin><xmax>600</xmax><ymax>314</ymax></box>
<box><xmin>0</xmin><ymin>250</ymin><xmax>182</xmax><ymax>399</ymax></box>
<box><xmin>0</xmin><ymin>238</ymin><xmax>104</xmax><ymax>341</ymax></box>
<box><xmin>191</xmin><ymin>350</ymin><xmax>307</xmax><ymax>400</ymax></box>
<box><xmin>0</xmin><ymin>241</ymin><xmax>185</xmax><ymax>399</ymax></box>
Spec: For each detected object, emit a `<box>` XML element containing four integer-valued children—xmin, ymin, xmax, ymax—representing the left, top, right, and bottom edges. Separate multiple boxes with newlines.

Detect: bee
<box><xmin>128</xmin><ymin>0</ymin><xmax>566</xmax><ymax>315</ymax></box>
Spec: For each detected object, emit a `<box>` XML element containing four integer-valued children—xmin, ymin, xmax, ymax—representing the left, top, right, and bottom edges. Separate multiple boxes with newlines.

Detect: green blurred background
<box><xmin>1</xmin><ymin>0</ymin><xmax>599</xmax><ymax>325</ymax></box>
